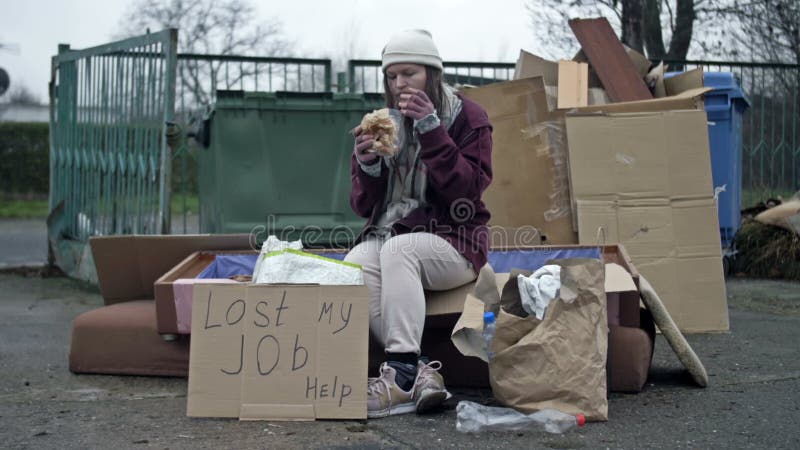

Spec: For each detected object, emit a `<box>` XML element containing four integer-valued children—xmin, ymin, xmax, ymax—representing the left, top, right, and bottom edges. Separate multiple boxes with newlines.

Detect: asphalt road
<box><xmin>0</xmin><ymin>216</ymin><xmax>199</xmax><ymax>269</ymax></box>
<box><xmin>0</xmin><ymin>273</ymin><xmax>798</xmax><ymax>449</ymax></box>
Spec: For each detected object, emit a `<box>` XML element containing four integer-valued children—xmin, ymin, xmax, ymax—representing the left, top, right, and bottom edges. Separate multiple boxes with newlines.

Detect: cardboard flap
<box><xmin>625</xmin><ymin>47</ymin><xmax>653</xmax><ymax>78</ymax></box>
<box><xmin>572</xmin><ymin>87</ymin><xmax>712</xmax><ymax>114</ymax></box>
<box><xmin>665</xmin><ymin>68</ymin><xmax>704</xmax><ymax>97</ymax></box>
<box><xmin>464</xmin><ymin>76</ymin><xmax>555</xmax><ymax>122</ymax></box>
<box><xmin>673</xmin><ymin>87</ymin><xmax>713</xmax><ymax>99</ymax></box>
<box><xmin>514</xmin><ymin>49</ymin><xmax>558</xmax><ymax>85</ymax></box>
<box><xmin>605</xmin><ymin>263</ymin><xmax>637</xmax><ymax>293</ymax></box>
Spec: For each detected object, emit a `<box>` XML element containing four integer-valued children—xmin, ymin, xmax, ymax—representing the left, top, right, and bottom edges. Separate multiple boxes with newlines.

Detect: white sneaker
<box><xmin>367</xmin><ymin>363</ymin><xmax>415</xmax><ymax>418</ymax></box>
<box><xmin>413</xmin><ymin>360</ymin><xmax>450</xmax><ymax>413</ymax></box>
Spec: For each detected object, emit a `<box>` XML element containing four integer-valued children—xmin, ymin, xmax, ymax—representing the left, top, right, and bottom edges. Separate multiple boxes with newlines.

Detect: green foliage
<box><xmin>0</xmin><ymin>123</ymin><xmax>50</xmax><ymax>195</ymax></box>
<box><xmin>0</xmin><ymin>199</ymin><xmax>49</xmax><ymax>218</ymax></box>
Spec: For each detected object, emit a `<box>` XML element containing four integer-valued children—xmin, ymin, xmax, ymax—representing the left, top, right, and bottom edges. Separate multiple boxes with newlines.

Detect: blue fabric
<box><xmin>317</xmin><ymin>252</ymin><xmax>347</xmax><ymax>261</ymax></box>
<box><xmin>195</xmin><ymin>248</ymin><xmax>601</xmax><ymax>279</ymax></box>
<box><xmin>487</xmin><ymin>248</ymin><xmax>601</xmax><ymax>273</ymax></box>
<box><xmin>197</xmin><ymin>254</ymin><xmax>259</xmax><ymax>279</ymax></box>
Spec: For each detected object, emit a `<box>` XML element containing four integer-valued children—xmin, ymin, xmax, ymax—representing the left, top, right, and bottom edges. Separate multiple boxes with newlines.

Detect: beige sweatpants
<box><xmin>344</xmin><ymin>232</ymin><xmax>477</xmax><ymax>355</ymax></box>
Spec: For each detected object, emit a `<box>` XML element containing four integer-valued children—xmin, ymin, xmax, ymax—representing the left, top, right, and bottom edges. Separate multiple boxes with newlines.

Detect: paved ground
<box><xmin>0</xmin><ymin>219</ymin><xmax>48</xmax><ymax>268</ymax></box>
<box><xmin>0</xmin><ymin>216</ymin><xmax>199</xmax><ymax>269</ymax></box>
<box><xmin>0</xmin><ymin>271</ymin><xmax>799</xmax><ymax>449</ymax></box>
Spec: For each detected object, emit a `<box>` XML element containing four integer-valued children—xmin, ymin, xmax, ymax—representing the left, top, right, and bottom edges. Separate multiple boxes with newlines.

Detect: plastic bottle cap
<box><xmin>576</xmin><ymin>414</ymin><xmax>586</xmax><ymax>427</ymax></box>
<box><xmin>483</xmin><ymin>311</ymin><xmax>496</xmax><ymax>324</ymax></box>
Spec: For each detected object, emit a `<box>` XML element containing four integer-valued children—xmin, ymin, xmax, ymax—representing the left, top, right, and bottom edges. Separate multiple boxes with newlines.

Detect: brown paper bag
<box><xmin>453</xmin><ymin>258</ymin><xmax>608</xmax><ymax>421</ymax></box>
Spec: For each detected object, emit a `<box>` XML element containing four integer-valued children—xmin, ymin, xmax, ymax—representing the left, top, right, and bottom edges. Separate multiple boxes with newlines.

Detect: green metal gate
<box><xmin>48</xmin><ymin>29</ymin><xmax>177</xmax><ymax>278</ymax></box>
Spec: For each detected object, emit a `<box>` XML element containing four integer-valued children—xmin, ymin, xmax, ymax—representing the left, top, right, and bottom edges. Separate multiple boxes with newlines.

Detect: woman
<box><xmin>344</xmin><ymin>29</ymin><xmax>493</xmax><ymax>418</ymax></box>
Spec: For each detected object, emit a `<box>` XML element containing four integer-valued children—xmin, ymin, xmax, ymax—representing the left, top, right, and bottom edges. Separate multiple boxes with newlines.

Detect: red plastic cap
<box><xmin>576</xmin><ymin>414</ymin><xmax>586</xmax><ymax>427</ymax></box>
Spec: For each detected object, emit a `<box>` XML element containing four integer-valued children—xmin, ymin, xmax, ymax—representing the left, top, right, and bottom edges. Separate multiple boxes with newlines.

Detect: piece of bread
<box><xmin>360</xmin><ymin>108</ymin><xmax>398</xmax><ymax>156</ymax></box>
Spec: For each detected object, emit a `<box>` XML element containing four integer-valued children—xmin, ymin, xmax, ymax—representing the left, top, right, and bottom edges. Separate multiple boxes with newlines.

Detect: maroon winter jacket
<box><xmin>349</xmin><ymin>94</ymin><xmax>493</xmax><ymax>272</ymax></box>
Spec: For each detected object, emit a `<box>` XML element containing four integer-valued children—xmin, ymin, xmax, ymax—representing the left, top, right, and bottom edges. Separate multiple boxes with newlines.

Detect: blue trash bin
<box><xmin>666</xmin><ymin>71</ymin><xmax>750</xmax><ymax>248</ymax></box>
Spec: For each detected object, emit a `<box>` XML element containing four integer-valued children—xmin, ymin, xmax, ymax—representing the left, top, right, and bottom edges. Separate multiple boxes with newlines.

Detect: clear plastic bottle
<box><xmin>483</xmin><ymin>311</ymin><xmax>496</xmax><ymax>361</ymax></box>
<box><xmin>456</xmin><ymin>401</ymin><xmax>586</xmax><ymax>434</ymax></box>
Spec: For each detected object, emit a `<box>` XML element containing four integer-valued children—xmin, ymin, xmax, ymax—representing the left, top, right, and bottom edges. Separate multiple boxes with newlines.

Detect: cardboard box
<box><xmin>155</xmin><ymin>248</ymin><xmax>491</xmax><ymax>336</ymax></box>
<box><xmin>463</xmin><ymin>77</ymin><xmax>578</xmax><ymax>244</ymax></box>
<box><xmin>186</xmin><ymin>283</ymin><xmax>369</xmax><ymax>420</ymax></box>
<box><xmin>155</xmin><ymin>250</ymin><xmax>255</xmax><ymax>334</ymax></box>
<box><xmin>156</xmin><ymin>242</ymin><xmax>640</xmax><ymax>336</ymax></box>
<box><xmin>566</xmin><ymin>97</ymin><xmax>729</xmax><ymax>332</ymax></box>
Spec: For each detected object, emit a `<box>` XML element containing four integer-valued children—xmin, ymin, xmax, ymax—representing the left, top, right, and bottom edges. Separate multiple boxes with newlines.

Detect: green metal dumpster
<box><xmin>198</xmin><ymin>90</ymin><xmax>384</xmax><ymax>246</ymax></box>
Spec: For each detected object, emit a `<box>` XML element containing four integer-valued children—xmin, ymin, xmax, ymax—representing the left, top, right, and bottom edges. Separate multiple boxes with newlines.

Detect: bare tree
<box><xmin>700</xmin><ymin>0</ymin><xmax>799</xmax><ymax>64</ymax></box>
<box><xmin>526</xmin><ymin>0</ymin><xmax>697</xmax><ymax>64</ymax></box>
<box><xmin>528</xmin><ymin>0</ymin><xmax>798</xmax><ymax>65</ymax></box>
<box><xmin>117</xmin><ymin>0</ymin><xmax>293</xmax><ymax>107</ymax></box>
<box><xmin>325</xmin><ymin>19</ymin><xmax>370</xmax><ymax>93</ymax></box>
<box><xmin>6</xmin><ymin>84</ymin><xmax>42</xmax><ymax>105</ymax></box>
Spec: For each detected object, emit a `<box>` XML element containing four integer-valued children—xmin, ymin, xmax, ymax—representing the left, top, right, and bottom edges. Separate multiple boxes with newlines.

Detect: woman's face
<box><xmin>385</xmin><ymin>63</ymin><xmax>427</xmax><ymax>106</ymax></box>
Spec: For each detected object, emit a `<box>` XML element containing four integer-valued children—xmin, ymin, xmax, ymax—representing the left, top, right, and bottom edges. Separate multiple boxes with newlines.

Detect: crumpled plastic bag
<box><xmin>517</xmin><ymin>265</ymin><xmax>561</xmax><ymax>319</ymax></box>
<box><xmin>251</xmin><ymin>235</ymin><xmax>303</xmax><ymax>279</ymax></box>
<box><xmin>253</xmin><ymin>249</ymin><xmax>363</xmax><ymax>285</ymax></box>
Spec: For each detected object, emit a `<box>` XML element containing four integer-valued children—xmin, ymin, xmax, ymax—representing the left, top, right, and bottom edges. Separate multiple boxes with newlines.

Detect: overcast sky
<box><xmin>0</xmin><ymin>0</ymin><xmax>543</xmax><ymax>102</ymax></box>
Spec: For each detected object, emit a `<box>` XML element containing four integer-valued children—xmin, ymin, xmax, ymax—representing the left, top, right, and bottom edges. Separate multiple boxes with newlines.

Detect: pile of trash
<box><xmin>734</xmin><ymin>192</ymin><xmax>800</xmax><ymax>280</ymax></box>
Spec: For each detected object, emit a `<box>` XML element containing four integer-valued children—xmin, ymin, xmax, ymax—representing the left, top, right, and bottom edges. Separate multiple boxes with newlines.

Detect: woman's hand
<box><xmin>353</xmin><ymin>126</ymin><xmax>379</xmax><ymax>165</ymax></box>
<box><xmin>398</xmin><ymin>88</ymin><xmax>435</xmax><ymax>120</ymax></box>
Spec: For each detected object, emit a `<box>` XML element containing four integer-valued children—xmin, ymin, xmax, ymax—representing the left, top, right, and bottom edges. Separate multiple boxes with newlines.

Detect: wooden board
<box><xmin>568</xmin><ymin>18</ymin><xmax>652</xmax><ymax>102</ymax></box>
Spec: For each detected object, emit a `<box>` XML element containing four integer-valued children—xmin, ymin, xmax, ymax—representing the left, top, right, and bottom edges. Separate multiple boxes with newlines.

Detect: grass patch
<box><xmin>0</xmin><ymin>199</ymin><xmax>49</xmax><ymax>219</ymax></box>
<box><xmin>733</xmin><ymin>220</ymin><xmax>800</xmax><ymax>280</ymax></box>
<box><xmin>171</xmin><ymin>194</ymin><xmax>199</xmax><ymax>215</ymax></box>
<box><xmin>0</xmin><ymin>195</ymin><xmax>199</xmax><ymax>219</ymax></box>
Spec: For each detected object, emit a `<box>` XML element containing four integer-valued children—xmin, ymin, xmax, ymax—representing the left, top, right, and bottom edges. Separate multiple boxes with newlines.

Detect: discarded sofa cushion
<box><xmin>608</xmin><ymin>307</ymin><xmax>656</xmax><ymax>393</ymax></box>
<box><xmin>69</xmin><ymin>300</ymin><xmax>189</xmax><ymax>376</ymax></box>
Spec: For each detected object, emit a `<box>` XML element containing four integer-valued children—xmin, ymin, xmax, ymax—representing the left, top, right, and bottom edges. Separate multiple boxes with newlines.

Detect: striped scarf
<box><xmin>372</xmin><ymin>85</ymin><xmax>463</xmax><ymax>238</ymax></box>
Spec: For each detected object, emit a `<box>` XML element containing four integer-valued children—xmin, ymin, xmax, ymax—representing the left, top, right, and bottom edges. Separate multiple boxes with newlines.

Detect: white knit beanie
<box><xmin>381</xmin><ymin>29</ymin><xmax>443</xmax><ymax>71</ymax></box>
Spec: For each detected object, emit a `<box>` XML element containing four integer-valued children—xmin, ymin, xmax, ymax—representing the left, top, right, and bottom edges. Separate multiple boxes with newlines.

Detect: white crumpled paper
<box><xmin>517</xmin><ymin>265</ymin><xmax>561</xmax><ymax>319</ymax></box>
<box><xmin>254</xmin><ymin>249</ymin><xmax>363</xmax><ymax>285</ymax></box>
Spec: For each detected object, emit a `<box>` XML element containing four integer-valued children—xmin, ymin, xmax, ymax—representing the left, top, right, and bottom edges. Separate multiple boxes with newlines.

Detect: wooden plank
<box><xmin>568</xmin><ymin>18</ymin><xmax>652</xmax><ymax>102</ymax></box>
<box><xmin>557</xmin><ymin>60</ymin><xmax>589</xmax><ymax>108</ymax></box>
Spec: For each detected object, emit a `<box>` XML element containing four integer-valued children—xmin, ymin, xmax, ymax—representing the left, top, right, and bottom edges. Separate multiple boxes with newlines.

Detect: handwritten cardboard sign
<box><xmin>187</xmin><ymin>284</ymin><xmax>369</xmax><ymax>420</ymax></box>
